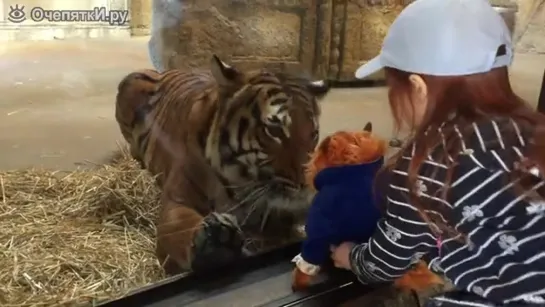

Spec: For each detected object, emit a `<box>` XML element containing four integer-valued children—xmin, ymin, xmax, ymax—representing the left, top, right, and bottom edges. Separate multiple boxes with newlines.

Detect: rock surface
<box><xmin>150</xmin><ymin>0</ymin><xmax>404</xmax><ymax>80</ymax></box>
<box><xmin>145</xmin><ymin>0</ymin><xmax>545</xmax><ymax>81</ymax></box>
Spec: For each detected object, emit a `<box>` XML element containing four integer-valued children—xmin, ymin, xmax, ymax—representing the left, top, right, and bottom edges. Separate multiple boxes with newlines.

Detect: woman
<box><xmin>330</xmin><ymin>0</ymin><xmax>545</xmax><ymax>306</ymax></box>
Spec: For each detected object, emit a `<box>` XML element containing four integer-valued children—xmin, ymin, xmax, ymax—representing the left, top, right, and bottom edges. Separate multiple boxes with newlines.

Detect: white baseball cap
<box><xmin>355</xmin><ymin>0</ymin><xmax>513</xmax><ymax>79</ymax></box>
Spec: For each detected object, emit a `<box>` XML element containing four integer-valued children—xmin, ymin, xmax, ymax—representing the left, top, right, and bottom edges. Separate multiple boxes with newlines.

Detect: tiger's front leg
<box><xmin>156</xmin><ymin>200</ymin><xmax>245</xmax><ymax>275</ymax></box>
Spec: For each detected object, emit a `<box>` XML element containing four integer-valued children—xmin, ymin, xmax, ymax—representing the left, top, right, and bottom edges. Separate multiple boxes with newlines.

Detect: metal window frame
<box><xmin>538</xmin><ymin>69</ymin><xmax>545</xmax><ymax>114</ymax></box>
<box><xmin>96</xmin><ymin>242</ymin><xmax>381</xmax><ymax>307</ymax></box>
<box><xmin>94</xmin><ymin>71</ymin><xmax>545</xmax><ymax>307</ymax></box>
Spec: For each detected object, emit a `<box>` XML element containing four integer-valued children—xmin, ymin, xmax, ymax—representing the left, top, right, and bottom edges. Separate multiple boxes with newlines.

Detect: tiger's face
<box><xmin>205</xmin><ymin>55</ymin><xmax>330</xmax><ymax>239</ymax></box>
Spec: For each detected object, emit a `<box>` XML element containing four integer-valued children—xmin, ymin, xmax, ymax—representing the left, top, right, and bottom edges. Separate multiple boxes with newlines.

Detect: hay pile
<box><xmin>0</xmin><ymin>149</ymin><xmax>165</xmax><ymax>307</ymax></box>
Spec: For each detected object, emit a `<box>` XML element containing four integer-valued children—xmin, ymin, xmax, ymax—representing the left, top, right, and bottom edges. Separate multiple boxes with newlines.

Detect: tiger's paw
<box><xmin>191</xmin><ymin>212</ymin><xmax>244</xmax><ymax>271</ymax></box>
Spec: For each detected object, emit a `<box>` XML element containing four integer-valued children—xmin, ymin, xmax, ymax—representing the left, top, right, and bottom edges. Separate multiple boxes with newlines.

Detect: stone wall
<box><xmin>131</xmin><ymin>0</ymin><xmax>545</xmax><ymax>51</ymax></box>
<box><xmin>1</xmin><ymin>0</ymin><xmax>543</xmax><ymax>50</ymax></box>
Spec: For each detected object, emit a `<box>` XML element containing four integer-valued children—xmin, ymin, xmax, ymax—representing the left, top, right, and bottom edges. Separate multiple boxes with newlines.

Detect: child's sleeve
<box><xmin>348</xmin><ymin>187</ymin><xmax>438</xmax><ymax>284</ymax></box>
<box><xmin>301</xmin><ymin>185</ymin><xmax>342</xmax><ymax>265</ymax></box>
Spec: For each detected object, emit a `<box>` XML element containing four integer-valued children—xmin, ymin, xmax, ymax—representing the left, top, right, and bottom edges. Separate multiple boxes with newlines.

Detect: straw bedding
<box><xmin>0</xmin><ymin>148</ymin><xmax>165</xmax><ymax>307</ymax></box>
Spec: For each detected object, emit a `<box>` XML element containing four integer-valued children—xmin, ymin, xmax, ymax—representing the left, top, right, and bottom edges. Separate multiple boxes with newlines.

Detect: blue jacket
<box><xmin>301</xmin><ymin>158</ymin><xmax>384</xmax><ymax>265</ymax></box>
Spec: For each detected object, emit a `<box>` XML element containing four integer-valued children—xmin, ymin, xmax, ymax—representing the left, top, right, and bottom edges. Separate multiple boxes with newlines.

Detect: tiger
<box><xmin>115</xmin><ymin>55</ymin><xmax>330</xmax><ymax>274</ymax></box>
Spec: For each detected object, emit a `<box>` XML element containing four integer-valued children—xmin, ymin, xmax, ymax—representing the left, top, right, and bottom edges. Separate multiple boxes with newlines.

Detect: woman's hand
<box><xmin>330</xmin><ymin>242</ymin><xmax>356</xmax><ymax>270</ymax></box>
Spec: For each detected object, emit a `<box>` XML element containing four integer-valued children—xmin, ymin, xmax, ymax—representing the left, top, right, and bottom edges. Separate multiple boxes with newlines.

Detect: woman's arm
<box><xmin>349</xmin><ymin>188</ymin><xmax>439</xmax><ymax>283</ymax></box>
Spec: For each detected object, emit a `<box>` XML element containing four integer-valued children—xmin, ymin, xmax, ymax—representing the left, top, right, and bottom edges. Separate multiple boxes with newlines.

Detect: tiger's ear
<box><xmin>363</xmin><ymin>122</ymin><xmax>372</xmax><ymax>132</ymax></box>
<box><xmin>307</xmin><ymin>80</ymin><xmax>330</xmax><ymax>99</ymax></box>
<box><xmin>210</xmin><ymin>55</ymin><xmax>240</xmax><ymax>86</ymax></box>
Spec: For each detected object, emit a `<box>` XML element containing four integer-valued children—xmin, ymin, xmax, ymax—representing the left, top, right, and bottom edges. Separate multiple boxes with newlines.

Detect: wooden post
<box><xmin>0</xmin><ymin>0</ymin><xmax>4</xmax><ymax>22</ymax></box>
<box><xmin>538</xmin><ymin>69</ymin><xmax>545</xmax><ymax>114</ymax></box>
<box><xmin>129</xmin><ymin>0</ymin><xmax>152</xmax><ymax>36</ymax></box>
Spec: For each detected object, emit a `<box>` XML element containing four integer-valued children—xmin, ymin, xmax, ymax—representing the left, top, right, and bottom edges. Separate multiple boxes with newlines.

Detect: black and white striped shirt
<box><xmin>349</xmin><ymin>118</ymin><xmax>545</xmax><ymax>307</ymax></box>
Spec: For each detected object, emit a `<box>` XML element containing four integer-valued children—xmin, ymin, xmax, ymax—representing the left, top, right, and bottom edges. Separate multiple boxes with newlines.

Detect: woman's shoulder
<box><xmin>389</xmin><ymin>116</ymin><xmax>536</xmax><ymax>181</ymax></box>
<box><xmin>395</xmin><ymin>117</ymin><xmax>534</xmax><ymax>175</ymax></box>
<box><xmin>462</xmin><ymin>117</ymin><xmax>531</xmax><ymax>152</ymax></box>
<box><xmin>457</xmin><ymin>117</ymin><xmax>530</xmax><ymax>167</ymax></box>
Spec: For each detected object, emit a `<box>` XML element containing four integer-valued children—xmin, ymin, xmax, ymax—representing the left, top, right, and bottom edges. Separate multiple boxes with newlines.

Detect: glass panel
<box><xmin>2</xmin><ymin>0</ymin><xmax>542</xmax><ymax>306</ymax></box>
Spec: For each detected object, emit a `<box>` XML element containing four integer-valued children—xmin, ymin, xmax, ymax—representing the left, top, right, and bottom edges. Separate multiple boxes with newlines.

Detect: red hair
<box><xmin>384</xmin><ymin>65</ymin><xmax>545</xmax><ymax>236</ymax></box>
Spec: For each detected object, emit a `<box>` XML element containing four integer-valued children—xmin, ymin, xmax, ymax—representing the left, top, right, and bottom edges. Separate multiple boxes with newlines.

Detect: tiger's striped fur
<box><xmin>115</xmin><ymin>55</ymin><xmax>330</xmax><ymax>274</ymax></box>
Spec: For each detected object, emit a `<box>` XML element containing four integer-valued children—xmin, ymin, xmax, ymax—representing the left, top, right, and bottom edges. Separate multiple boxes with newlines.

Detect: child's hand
<box><xmin>330</xmin><ymin>242</ymin><xmax>355</xmax><ymax>270</ymax></box>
